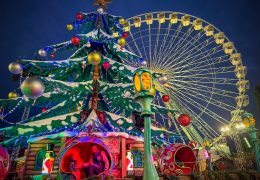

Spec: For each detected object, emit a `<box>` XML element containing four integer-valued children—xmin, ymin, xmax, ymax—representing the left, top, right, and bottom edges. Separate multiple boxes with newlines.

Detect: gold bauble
<box><xmin>8</xmin><ymin>91</ymin><xmax>19</xmax><ymax>99</ymax></box>
<box><xmin>66</xmin><ymin>24</ymin><xmax>74</xmax><ymax>31</ymax></box>
<box><xmin>88</xmin><ymin>52</ymin><xmax>101</xmax><ymax>65</ymax></box>
<box><xmin>119</xmin><ymin>18</ymin><xmax>125</xmax><ymax>25</ymax></box>
<box><xmin>8</xmin><ymin>62</ymin><xmax>23</xmax><ymax>74</ymax></box>
<box><xmin>118</xmin><ymin>37</ymin><xmax>126</xmax><ymax>46</ymax></box>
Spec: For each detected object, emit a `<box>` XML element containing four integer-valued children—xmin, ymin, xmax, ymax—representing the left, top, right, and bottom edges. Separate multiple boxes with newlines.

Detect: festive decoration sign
<box><xmin>126</xmin><ymin>151</ymin><xmax>134</xmax><ymax>170</ymax></box>
<box><xmin>42</xmin><ymin>152</ymin><xmax>54</xmax><ymax>174</ymax></box>
<box><xmin>35</xmin><ymin>149</ymin><xmax>46</xmax><ymax>170</ymax></box>
<box><xmin>42</xmin><ymin>144</ymin><xmax>55</xmax><ymax>175</ymax></box>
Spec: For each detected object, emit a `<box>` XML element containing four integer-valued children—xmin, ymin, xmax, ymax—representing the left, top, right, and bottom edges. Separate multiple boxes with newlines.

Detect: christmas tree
<box><xmin>0</xmin><ymin>1</ymin><xmax>179</xmax><ymax>150</ymax></box>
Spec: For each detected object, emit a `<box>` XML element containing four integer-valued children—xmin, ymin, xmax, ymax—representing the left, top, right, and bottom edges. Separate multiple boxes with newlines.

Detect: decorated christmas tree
<box><xmin>0</xmin><ymin>2</ymin><xmax>178</xmax><ymax>150</ymax></box>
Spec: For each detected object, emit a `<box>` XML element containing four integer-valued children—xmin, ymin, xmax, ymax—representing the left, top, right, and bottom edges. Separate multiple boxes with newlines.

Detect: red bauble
<box><xmin>162</xmin><ymin>95</ymin><xmax>170</xmax><ymax>102</ymax></box>
<box><xmin>76</xmin><ymin>12</ymin><xmax>84</xmax><ymax>20</ymax></box>
<box><xmin>50</xmin><ymin>54</ymin><xmax>55</xmax><ymax>59</ymax></box>
<box><xmin>178</xmin><ymin>114</ymin><xmax>191</xmax><ymax>127</ymax></box>
<box><xmin>42</xmin><ymin>107</ymin><xmax>48</xmax><ymax>113</ymax></box>
<box><xmin>122</xmin><ymin>32</ymin><xmax>128</xmax><ymax>38</ymax></box>
<box><xmin>102</xmin><ymin>61</ymin><xmax>110</xmax><ymax>70</ymax></box>
<box><xmin>71</xmin><ymin>36</ymin><xmax>81</xmax><ymax>45</ymax></box>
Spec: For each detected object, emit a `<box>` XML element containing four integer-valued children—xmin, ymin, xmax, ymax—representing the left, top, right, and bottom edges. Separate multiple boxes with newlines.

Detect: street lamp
<box><xmin>242</xmin><ymin>112</ymin><xmax>260</xmax><ymax>172</ymax></box>
<box><xmin>133</xmin><ymin>67</ymin><xmax>159</xmax><ymax>180</ymax></box>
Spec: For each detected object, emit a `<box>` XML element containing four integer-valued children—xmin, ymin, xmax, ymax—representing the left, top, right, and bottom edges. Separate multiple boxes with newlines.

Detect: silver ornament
<box><xmin>158</xmin><ymin>75</ymin><xmax>168</xmax><ymax>84</ymax></box>
<box><xmin>38</xmin><ymin>49</ymin><xmax>47</xmax><ymax>57</ymax></box>
<box><xmin>8</xmin><ymin>62</ymin><xmax>23</xmax><ymax>74</ymax></box>
<box><xmin>21</xmin><ymin>77</ymin><xmax>45</xmax><ymax>99</ymax></box>
<box><xmin>140</xmin><ymin>60</ymin><xmax>147</xmax><ymax>66</ymax></box>
<box><xmin>97</xmin><ymin>7</ymin><xmax>104</xmax><ymax>14</ymax></box>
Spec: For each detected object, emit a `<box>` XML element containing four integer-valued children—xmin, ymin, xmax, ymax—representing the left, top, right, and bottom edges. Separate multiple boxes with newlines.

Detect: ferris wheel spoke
<box><xmin>166</xmin><ymin>100</ymin><xmax>199</xmax><ymax>141</ymax></box>
<box><xmin>173</xmin><ymin>82</ymin><xmax>236</xmax><ymax>111</ymax></box>
<box><xmin>168</xmin><ymin>79</ymin><xmax>238</xmax><ymax>98</ymax></box>
<box><xmin>154</xmin><ymin>22</ymin><xmax>172</xmax><ymax>69</ymax></box>
<box><xmin>159</xmin><ymin>26</ymin><xmax>194</xmax><ymax>68</ymax></box>
<box><xmin>156</xmin><ymin>24</ymin><xmax>183</xmax><ymax>64</ymax></box>
<box><xmin>173</xmin><ymin>93</ymin><xmax>217</xmax><ymax>139</ymax></box>
<box><xmin>172</xmin><ymin>66</ymin><xmax>236</xmax><ymax>78</ymax></box>
<box><xmin>152</xmin><ymin>24</ymin><xmax>161</xmax><ymax>70</ymax></box>
<box><xmin>166</xmin><ymin>84</ymin><xmax>236</xmax><ymax>111</ymax></box>
<box><xmin>138</xmin><ymin>27</ymin><xmax>149</xmax><ymax>61</ymax></box>
<box><xmin>176</xmin><ymin>53</ymin><xmax>228</xmax><ymax>73</ymax></box>
<box><xmin>164</xmin><ymin>34</ymin><xmax>213</xmax><ymax>68</ymax></box>
<box><xmin>171</xmin><ymin>83</ymin><xmax>235</xmax><ymax>112</ymax></box>
<box><xmin>174</xmin><ymin>54</ymin><xmax>230</xmax><ymax>72</ymax></box>
<box><xmin>168</xmin><ymin>84</ymin><xmax>234</xmax><ymax>105</ymax></box>
<box><xmin>171</xmin><ymin>30</ymin><xmax>205</xmax><ymax>62</ymax></box>
<box><xmin>171</xmin><ymin>76</ymin><xmax>237</xmax><ymax>86</ymax></box>
<box><xmin>163</xmin><ymin>37</ymin><xmax>216</xmax><ymax>70</ymax></box>
<box><xmin>171</xmin><ymin>93</ymin><xmax>219</xmax><ymax>138</ymax></box>
<box><xmin>128</xmin><ymin>31</ymin><xmax>143</xmax><ymax>58</ymax></box>
<box><xmin>173</xmin><ymin>75</ymin><xmax>234</xmax><ymax>87</ymax></box>
<box><xmin>162</xmin><ymin>26</ymin><xmax>194</xmax><ymax>63</ymax></box>
<box><xmin>171</xmin><ymin>89</ymin><xmax>229</xmax><ymax>125</ymax></box>
<box><xmin>165</xmin><ymin>41</ymin><xmax>222</xmax><ymax>70</ymax></box>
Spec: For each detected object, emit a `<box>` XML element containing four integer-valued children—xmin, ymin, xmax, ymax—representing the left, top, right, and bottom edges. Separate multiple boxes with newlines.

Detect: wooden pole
<box><xmin>121</xmin><ymin>138</ymin><xmax>126</xmax><ymax>178</ymax></box>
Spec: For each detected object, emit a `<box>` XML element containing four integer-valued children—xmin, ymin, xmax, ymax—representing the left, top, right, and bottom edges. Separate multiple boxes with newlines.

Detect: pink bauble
<box><xmin>102</xmin><ymin>62</ymin><xmax>110</xmax><ymax>70</ymax></box>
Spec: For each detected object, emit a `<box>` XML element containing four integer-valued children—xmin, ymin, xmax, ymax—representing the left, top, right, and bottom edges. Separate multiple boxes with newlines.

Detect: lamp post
<box><xmin>203</xmin><ymin>139</ymin><xmax>213</xmax><ymax>171</ymax></box>
<box><xmin>133</xmin><ymin>67</ymin><xmax>159</xmax><ymax>180</ymax></box>
<box><xmin>242</xmin><ymin>112</ymin><xmax>260</xmax><ymax>172</ymax></box>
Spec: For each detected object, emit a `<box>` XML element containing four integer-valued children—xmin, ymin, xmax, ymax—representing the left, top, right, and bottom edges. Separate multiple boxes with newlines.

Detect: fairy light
<box><xmin>244</xmin><ymin>137</ymin><xmax>251</xmax><ymax>148</ymax></box>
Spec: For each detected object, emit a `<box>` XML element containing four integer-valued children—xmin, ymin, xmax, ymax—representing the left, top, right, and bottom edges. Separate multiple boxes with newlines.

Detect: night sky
<box><xmin>0</xmin><ymin>0</ymin><xmax>260</xmax><ymax>129</ymax></box>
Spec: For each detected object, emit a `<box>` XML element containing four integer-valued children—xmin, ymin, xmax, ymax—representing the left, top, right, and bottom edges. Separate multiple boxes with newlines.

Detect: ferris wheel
<box><xmin>122</xmin><ymin>12</ymin><xmax>249</xmax><ymax>145</ymax></box>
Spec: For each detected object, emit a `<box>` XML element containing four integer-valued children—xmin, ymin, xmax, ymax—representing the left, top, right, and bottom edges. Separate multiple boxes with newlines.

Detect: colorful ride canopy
<box><xmin>160</xmin><ymin>143</ymin><xmax>197</xmax><ymax>176</ymax></box>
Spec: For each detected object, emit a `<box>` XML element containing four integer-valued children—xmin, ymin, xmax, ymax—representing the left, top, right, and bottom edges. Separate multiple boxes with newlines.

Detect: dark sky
<box><xmin>0</xmin><ymin>0</ymin><xmax>260</xmax><ymax>129</ymax></box>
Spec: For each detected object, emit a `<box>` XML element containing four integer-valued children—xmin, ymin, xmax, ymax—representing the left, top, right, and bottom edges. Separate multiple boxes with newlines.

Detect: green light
<box><xmin>244</xmin><ymin>137</ymin><xmax>251</xmax><ymax>148</ymax></box>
